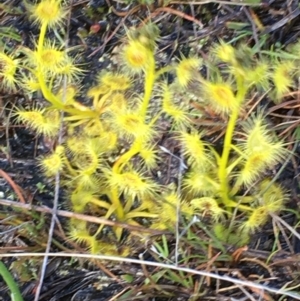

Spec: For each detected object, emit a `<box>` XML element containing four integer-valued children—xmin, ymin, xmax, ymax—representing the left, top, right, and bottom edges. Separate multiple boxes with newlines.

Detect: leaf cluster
<box><xmin>3</xmin><ymin>0</ymin><xmax>295</xmax><ymax>253</ymax></box>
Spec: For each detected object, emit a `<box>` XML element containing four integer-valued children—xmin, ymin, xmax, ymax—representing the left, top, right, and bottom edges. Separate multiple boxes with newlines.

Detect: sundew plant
<box><xmin>0</xmin><ymin>0</ymin><xmax>296</xmax><ymax>254</ymax></box>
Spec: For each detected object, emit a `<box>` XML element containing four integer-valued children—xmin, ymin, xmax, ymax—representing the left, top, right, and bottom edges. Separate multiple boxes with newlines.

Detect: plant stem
<box><xmin>109</xmin><ymin>189</ymin><xmax>124</xmax><ymax>220</ymax></box>
<box><xmin>37</xmin><ymin>22</ymin><xmax>47</xmax><ymax>56</ymax></box>
<box><xmin>112</xmin><ymin>56</ymin><xmax>156</xmax><ymax>173</ymax></box>
<box><xmin>36</xmin><ymin>22</ymin><xmax>65</xmax><ymax>108</ymax></box>
<box><xmin>218</xmin><ymin>76</ymin><xmax>248</xmax><ymax>206</ymax></box>
<box><xmin>0</xmin><ymin>260</ymin><xmax>23</xmax><ymax>301</ymax></box>
<box><xmin>109</xmin><ymin>58</ymin><xmax>156</xmax><ymax>222</ymax></box>
<box><xmin>218</xmin><ymin>110</ymin><xmax>239</xmax><ymax>206</ymax></box>
<box><xmin>112</xmin><ymin>140</ymin><xmax>142</xmax><ymax>173</ymax></box>
<box><xmin>140</xmin><ymin>57</ymin><xmax>156</xmax><ymax>121</ymax></box>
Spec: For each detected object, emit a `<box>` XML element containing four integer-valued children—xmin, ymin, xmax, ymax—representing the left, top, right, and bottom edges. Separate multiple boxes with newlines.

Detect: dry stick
<box><xmin>149</xmin><ymin>7</ymin><xmax>203</xmax><ymax>28</ymax></box>
<box><xmin>232</xmin><ymin>270</ymin><xmax>273</xmax><ymax>301</ymax></box>
<box><xmin>1</xmin><ymin>252</ymin><xmax>300</xmax><ymax>300</ymax></box>
<box><xmin>270</xmin><ymin>213</ymin><xmax>300</xmax><ymax>243</ymax></box>
<box><xmin>107</xmin><ymin>287</ymin><xmax>131</xmax><ymax>301</ymax></box>
<box><xmin>139</xmin><ymin>254</ymin><xmax>160</xmax><ymax>289</ymax></box>
<box><xmin>158</xmin><ymin>146</ymin><xmax>187</xmax><ymax>266</ymax></box>
<box><xmin>33</xmin><ymin>146</ymin><xmax>61</xmax><ymax>300</ymax></box>
<box><xmin>188</xmin><ymin>1</ymin><xmax>197</xmax><ymax>38</ymax></box>
<box><xmin>170</xmin><ymin>0</ymin><xmax>264</xmax><ymax>6</ymax></box>
<box><xmin>0</xmin><ymin>169</ymin><xmax>25</xmax><ymax>204</ymax></box>
<box><xmin>141</xmin><ymin>6</ymin><xmax>203</xmax><ymax>27</ymax></box>
<box><xmin>109</xmin><ymin>3</ymin><xmax>140</xmax><ymax>17</ymax></box>
<box><xmin>269</xmin><ymin>113</ymin><xmax>299</xmax><ymax>119</ymax></box>
<box><xmin>0</xmin><ymin>198</ymin><xmax>167</xmax><ymax>235</ymax></box>
<box><xmin>267</xmin><ymin>98</ymin><xmax>300</xmax><ymax>113</ymax></box>
<box><xmin>33</xmin><ymin>180</ymin><xmax>60</xmax><ymax>300</ymax></box>
<box><xmin>175</xmin><ymin>151</ymin><xmax>186</xmax><ymax>266</ymax></box>
<box><xmin>273</xmin><ymin>216</ymin><xmax>295</xmax><ymax>254</ymax></box>
<box><xmin>240</xmin><ymin>257</ymin><xmax>274</xmax><ymax>278</ymax></box>
<box><xmin>236</xmin><ymin>285</ymin><xmax>260</xmax><ymax>301</ymax></box>
<box><xmin>3</xmin><ymin>99</ymin><xmax>14</xmax><ymax>168</ymax></box>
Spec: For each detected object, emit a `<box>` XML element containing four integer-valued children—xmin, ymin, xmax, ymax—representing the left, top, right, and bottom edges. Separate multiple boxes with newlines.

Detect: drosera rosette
<box><xmin>8</xmin><ymin>0</ymin><xmax>295</xmax><ymax>256</ymax></box>
<box><xmin>66</xmin><ymin>164</ymin><xmax>160</xmax><ymax>240</ymax></box>
<box><xmin>173</xmin><ymin>39</ymin><xmax>292</xmax><ymax>240</ymax></box>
